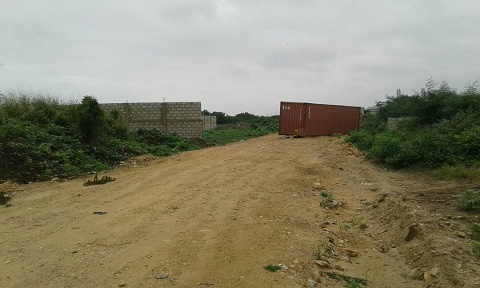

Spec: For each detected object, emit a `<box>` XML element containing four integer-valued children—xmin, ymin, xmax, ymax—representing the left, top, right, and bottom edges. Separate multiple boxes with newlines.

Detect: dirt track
<box><xmin>1</xmin><ymin>135</ymin><xmax>479</xmax><ymax>287</ymax></box>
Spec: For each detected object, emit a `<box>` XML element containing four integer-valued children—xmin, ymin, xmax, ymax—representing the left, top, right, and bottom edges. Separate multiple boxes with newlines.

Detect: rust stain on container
<box><xmin>279</xmin><ymin>101</ymin><xmax>361</xmax><ymax>136</ymax></box>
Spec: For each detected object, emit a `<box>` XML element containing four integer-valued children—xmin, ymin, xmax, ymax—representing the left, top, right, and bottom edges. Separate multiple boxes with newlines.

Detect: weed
<box><xmin>459</xmin><ymin>189</ymin><xmax>480</xmax><ymax>212</ymax></box>
<box><xmin>347</xmin><ymin>281</ymin><xmax>364</xmax><ymax>288</ymax></box>
<box><xmin>473</xmin><ymin>245</ymin><xmax>480</xmax><ymax>260</ymax></box>
<box><xmin>340</xmin><ymin>223</ymin><xmax>351</xmax><ymax>230</ymax></box>
<box><xmin>0</xmin><ymin>193</ymin><xmax>11</xmax><ymax>205</ymax></box>
<box><xmin>401</xmin><ymin>271</ymin><xmax>423</xmax><ymax>281</ymax></box>
<box><xmin>469</xmin><ymin>224</ymin><xmax>480</xmax><ymax>240</ymax></box>
<box><xmin>320</xmin><ymin>192</ymin><xmax>342</xmax><ymax>209</ymax></box>
<box><xmin>347</xmin><ymin>215</ymin><xmax>362</xmax><ymax>226</ymax></box>
<box><xmin>326</xmin><ymin>272</ymin><xmax>368</xmax><ymax>287</ymax></box>
<box><xmin>263</xmin><ymin>264</ymin><xmax>281</xmax><ymax>272</ymax></box>
<box><xmin>435</xmin><ymin>166</ymin><xmax>480</xmax><ymax>180</ymax></box>
<box><xmin>314</xmin><ymin>244</ymin><xmax>323</xmax><ymax>260</ymax></box>
<box><xmin>83</xmin><ymin>175</ymin><xmax>115</xmax><ymax>186</ymax></box>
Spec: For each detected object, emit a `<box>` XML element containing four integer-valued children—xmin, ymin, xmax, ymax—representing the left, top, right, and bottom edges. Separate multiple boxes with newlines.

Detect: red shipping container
<box><xmin>278</xmin><ymin>101</ymin><xmax>361</xmax><ymax>136</ymax></box>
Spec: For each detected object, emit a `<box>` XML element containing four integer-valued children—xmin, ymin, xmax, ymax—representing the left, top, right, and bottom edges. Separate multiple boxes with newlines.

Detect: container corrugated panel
<box><xmin>279</xmin><ymin>101</ymin><xmax>361</xmax><ymax>136</ymax></box>
<box><xmin>279</xmin><ymin>102</ymin><xmax>306</xmax><ymax>136</ymax></box>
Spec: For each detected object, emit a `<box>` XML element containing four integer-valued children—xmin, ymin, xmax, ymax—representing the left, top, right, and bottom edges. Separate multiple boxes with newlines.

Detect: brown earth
<box><xmin>1</xmin><ymin>135</ymin><xmax>479</xmax><ymax>288</ymax></box>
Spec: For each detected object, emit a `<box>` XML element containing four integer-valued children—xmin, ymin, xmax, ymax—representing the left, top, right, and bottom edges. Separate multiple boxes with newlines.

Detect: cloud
<box><xmin>1</xmin><ymin>0</ymin><xmax>479</xmax><ymax>115</ymax></box>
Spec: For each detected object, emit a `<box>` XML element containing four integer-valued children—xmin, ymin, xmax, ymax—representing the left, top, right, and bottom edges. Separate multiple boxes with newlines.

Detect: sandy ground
<box><xmin>1</xmin><ymin>135</ymin><xmax>479</xmax><ymax>288</ymax></box>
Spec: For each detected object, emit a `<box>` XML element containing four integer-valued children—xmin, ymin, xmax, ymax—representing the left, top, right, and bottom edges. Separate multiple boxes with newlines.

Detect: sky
<box><xmin>1</xmin><ymin>0</ymin><xmax>479</xmax><ymax>116</ymax></box>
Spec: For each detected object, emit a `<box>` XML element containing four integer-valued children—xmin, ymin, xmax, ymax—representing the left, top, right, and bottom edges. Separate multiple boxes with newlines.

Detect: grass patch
<box><xmin>473</xmin><ymin>245</ymin><xmax>480</xmax><ymax>260</ymax></box>
<box><xmin>469</xmin><ymin>224</ymin><xmax>480</xmax><ymax>240</ymax></box>
<box><xmin>401</xmin><ymin>271</ymin><xmax>423</xmax><ymax>281</ymax></box>
<box><xmin>459</xmin><ymin>189</ymin><xmax>480</xmax><ymax>212</ymax></box>
<box><xmin>326</xmin><ymin>272</ymin><xmax>368</xmax><ymax>287</ymax></box>
<box><xmin>320</xmin><ymin>192</ymin><xmax>342</xmax><ymax>209</ymax></box>
<box><xmin>202</xmin><ymin>126</ymin><xmax>275</xmax><ymax>146</ymax></box>
<box><xmin>263</xmin><ymin>264</ymin><xmax>281</xmax><ymax>272</ymax></box>
<box><xmin>435</xmin><ymin>166</ymin><xmax>480</xmax><ymax>180</ymax></box>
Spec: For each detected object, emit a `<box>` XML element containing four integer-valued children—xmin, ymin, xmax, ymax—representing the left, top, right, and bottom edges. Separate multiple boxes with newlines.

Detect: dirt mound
<box><xmin>367</xmin><ymin>190</ymin><xmax>480</xmax><ymax>287</ymax></box>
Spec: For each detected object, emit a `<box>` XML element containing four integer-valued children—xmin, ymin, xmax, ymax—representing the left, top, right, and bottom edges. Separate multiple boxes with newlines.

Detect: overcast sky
<box><xmin>1</xmin><ymin>1</ymin><xmax>479</xmax><ymax>115</ymax></box>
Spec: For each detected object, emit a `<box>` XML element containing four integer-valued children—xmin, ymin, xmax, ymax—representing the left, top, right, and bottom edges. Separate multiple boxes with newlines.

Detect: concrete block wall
<box><xmin>99</xmin><ymin>102</ymin><xmax>203</xmax><ymax>138</ymax></box>
<box><xmin>388</xmin><ymin>117</ymin><xmax>411</xmax><ymax>130</ymax></box>
<box><xmin>165</xmin><ymin>102</ymin><xmax>202</xmax><ymax>138</ymax></box>
<box><xmin>202</xmin><ymin>116</ymin><xmax>217</xmax><ymax>131</ymax></box>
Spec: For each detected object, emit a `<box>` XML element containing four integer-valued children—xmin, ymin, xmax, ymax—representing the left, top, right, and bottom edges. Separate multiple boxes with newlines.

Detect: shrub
<box><xmin>460</xmin><ymin>189</ymin><xmax>480</xmax><ymax>212</ymax></box>
<box><xmin>347</xmin><ymin>79</ymin><xmax>480</xmax><ymax>169</ymax></box>
<box><xmin>77</xmin><ymin>96</ymin><xmax>105</xmax><ymax>144</ymax></box>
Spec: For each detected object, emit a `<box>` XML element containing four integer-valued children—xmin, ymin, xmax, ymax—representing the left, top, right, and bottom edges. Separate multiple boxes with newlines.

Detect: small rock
<box><xmin>423</xmin><ymin>272</ymin><xmax>432</xmax><ymax>282</ymax></box>
<box><xmin>359</xmin><ymin>223</ymin><xmax>368</xmax><ymax>230</ymax></box>
<box><xmin>457</xmin><ymin>232</ymin><xmax>466</xmax><ymax>239</ymax></box>
<box><xmin>155</xmin><ymin>274</ymin><xmax>168</xmax><ymax>280</ymax></box>
<box><xmin>314</xmin><ymin>260</ymin><xmax>331</xmax><ymax>269</ymax></box>
<box><xmin>345</xmin><ymin>249</ymin><xmax>359</xmax><ymax>257</ymax></box>
<box><xmin>51</xmin><ymin>177</ymin><xmax>60</xmax><ymax>182</ymax></box>
<box><xmin>430</xmin><ymin>267</ymin><xmax>438</xmax><ymax>277</ymax></box>
<box><xmin>361</xmin><ymin>182</ymin><xmax>375</xmax><ymax>186</ymax></box>
<box><xmin>306</xmin><ymin>278</ymin><xmax>318</xmax><ymax>288</ymax></box>
<box><xmin>405</xmin><ymin>225</ymin><xmax>418</xmax><ymax>242</ymax></box>
<box><xmin>118</xmin><ymin>283</ymin><xmax>126</xmax><ymax>287</ymax></box>
<box><xmin>334</xmin><ymin>264</ymin><xmax>346</xmax><ymax>271</ymax></box>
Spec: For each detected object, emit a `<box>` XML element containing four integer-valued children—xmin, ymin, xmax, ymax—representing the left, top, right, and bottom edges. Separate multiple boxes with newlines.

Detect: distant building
<box><xmin>365</xmin><ymin>102</ymin><xmax>386</xmax><ymax>115</ymax></box>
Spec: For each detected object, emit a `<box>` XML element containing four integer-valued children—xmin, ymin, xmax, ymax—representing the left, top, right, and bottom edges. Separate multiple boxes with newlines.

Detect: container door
<box><xmin>279</xmin><ymin>102</ymin><xmax>306</xmax><ymax>136</ymax></box>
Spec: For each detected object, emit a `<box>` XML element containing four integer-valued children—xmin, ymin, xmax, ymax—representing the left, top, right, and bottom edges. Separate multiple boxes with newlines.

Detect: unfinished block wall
<box><xmin>100</xmin><ymin>102</ymin><xmax>203</xmax><ymax>138</ymax></box>
<box><xmin>202</xmin><ymin>116</ymin><xmax>217</xmax><ymax>131</ymax></box>
<box><xmin>388</xmin><ymin>117</ymin><xmax>411</xmax><ymax>130</ymax></box>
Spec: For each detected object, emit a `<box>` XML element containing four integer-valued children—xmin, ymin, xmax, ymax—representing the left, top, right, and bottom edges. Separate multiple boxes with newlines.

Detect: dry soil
<box><xmin>1</xmin><ymin>135</ymin><xmax>479</xmax><ymax>287</ymax></box>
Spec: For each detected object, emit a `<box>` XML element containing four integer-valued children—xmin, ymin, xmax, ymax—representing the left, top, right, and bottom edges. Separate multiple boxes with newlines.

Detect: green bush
<box><xmin>0</xmin><ymin>93</ymin><xmax>279</xmax><ymax>182</ymax></box>
<box><xmin>347</xmin><ymin>79</ymin><xmax>480</xmax><ymax>169</ymax></box>
<box><xmin>346</xmin><ymin>130</ymin><xmax>374</xmax><ymax>150</ymax></box>
<box><xmin>77</xmin><ymin>96</ymin><xmax>105</xmax><ymax>144</ymax></box>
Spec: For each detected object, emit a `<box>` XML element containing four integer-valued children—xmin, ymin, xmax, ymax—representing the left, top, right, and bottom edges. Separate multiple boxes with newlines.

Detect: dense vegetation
<box><xmin>203</xmin><ymin>110</ymin><xmax>278</xmax><ymax>125</ymax></box>
<box><xmin>0</xmin><ymin>93</ymin><xmax>278</xmax><ymax>183</ymax></box>
<box><xmin>347</xmin><ymin>80</ymin><xmax>480</xmax><ymax>169</ymax></box>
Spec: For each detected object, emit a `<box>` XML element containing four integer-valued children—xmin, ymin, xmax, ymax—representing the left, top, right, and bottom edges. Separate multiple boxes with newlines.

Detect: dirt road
<box><xmin>1</xmin><ymin>135</ymin><xmax>479</xmax><ymax>287</ymax></box>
